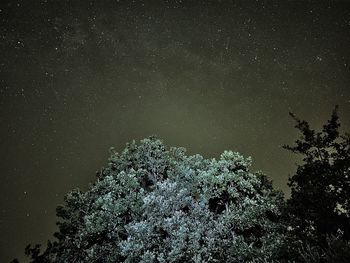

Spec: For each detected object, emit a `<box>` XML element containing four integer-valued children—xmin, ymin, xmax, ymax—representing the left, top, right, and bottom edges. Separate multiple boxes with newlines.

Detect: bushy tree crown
<box><xmin>24</xmin><ymin>136</ymin><xmax>285</xmax><ymax>263</ymax></box>
<box><xmin>283</xmin><ymin>106</ymin><xmax>350</xmax><ymax>242</ymax></box>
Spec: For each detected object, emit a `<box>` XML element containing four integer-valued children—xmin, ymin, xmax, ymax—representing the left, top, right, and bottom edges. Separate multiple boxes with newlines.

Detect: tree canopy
<box><xmin>23</xmin><ymin>137</ymin><xmax>285</xmax><ymax>263</ymax></box>
<box><xmin>15</xmin><ymin>107</ymin><xmax>350</xmax><ymax>263</ymax></box>
<box><xmin>281</xmin><ymin>106</ymin><xmax>350</xmax><ymax>262</ymax></box>
<box><xmin>283</xmin><ymin>106</ymin><xmax>350</xmax><ymax>242</ymax></box>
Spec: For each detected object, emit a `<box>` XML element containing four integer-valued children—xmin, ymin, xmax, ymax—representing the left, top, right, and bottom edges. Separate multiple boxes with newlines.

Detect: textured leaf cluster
<box><xmin>23</xmin><ymin>137</ymin><xmax>285</xmax><ymax>263</ymax></box>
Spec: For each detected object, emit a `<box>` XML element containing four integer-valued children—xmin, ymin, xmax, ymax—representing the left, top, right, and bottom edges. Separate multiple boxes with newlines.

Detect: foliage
<box><xmin>14</xmin><ymin>107</ymin><xmax>350</xmax><ymax>263</ymax></box>
<box><xmin>285</xmin><ymin>231</ymin><xmax>350</xmax><ymax>263</ymax></box>
<box><xmin>283</xmin><ymin>106</ymin><xmax>350</xmax><ymax>261</ymax></box>
<box><xmin>22</xmin><ymin>136</ymin><xmax>285</xmax><ymax>263</ymax></box>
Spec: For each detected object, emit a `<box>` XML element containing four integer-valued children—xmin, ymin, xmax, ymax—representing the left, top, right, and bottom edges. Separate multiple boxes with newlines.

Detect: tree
<box><xmin>23</xmin><ymin>136</ymin><xmax>285</xmax><ymax>263</ymax></box>
<box><xmin>283</xmin><ymin>106</ymin><xmax>350</xmax><ymax>250</ymax></box>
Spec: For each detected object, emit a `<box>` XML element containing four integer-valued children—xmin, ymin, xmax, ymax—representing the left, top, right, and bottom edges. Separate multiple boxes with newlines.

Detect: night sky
<box><xmin>1</xmin><ymin>0</ymin><xmax>350</xmax><ymax>262</ymax></box>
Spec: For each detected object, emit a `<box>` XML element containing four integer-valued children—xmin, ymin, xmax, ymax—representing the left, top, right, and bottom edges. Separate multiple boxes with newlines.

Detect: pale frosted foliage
<box><xmin>119</xmin><ymin>145</ymin><xmax>285</xmax><ymax>263</ymax></box>
<box><xmin>120</xmin><ymin>180</ymin><xmax>230</xmax><ymax>262</ymax></box>
<box><xmin>51</xmin><ymin>169</ymin><xmax>144</xmax><ymax>263</ymax></box>
<box><xmin>25</xmin><ymin>137</ymin><xmax>285</xmax><ymax>263</ymax></box>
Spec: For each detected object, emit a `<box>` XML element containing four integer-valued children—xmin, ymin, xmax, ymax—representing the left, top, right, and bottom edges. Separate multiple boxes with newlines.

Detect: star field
<box><xmin>1</xmin><ymin>0</ymin><xmax>350</xmax><ymax>262</ymax></box>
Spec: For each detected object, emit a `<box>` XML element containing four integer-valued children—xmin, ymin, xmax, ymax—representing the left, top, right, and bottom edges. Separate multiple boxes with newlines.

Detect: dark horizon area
<box><xmin>1</xmin><ymin>0</ymin><xmax>350</xmax><ymax>262</ymax></box>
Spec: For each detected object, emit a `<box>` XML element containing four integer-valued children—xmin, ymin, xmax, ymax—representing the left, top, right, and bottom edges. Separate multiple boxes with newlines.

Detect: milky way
<box><xmin>1</xmin><ymin>1</ymin><xmax>350</xmax><ymax>262</ymax></box>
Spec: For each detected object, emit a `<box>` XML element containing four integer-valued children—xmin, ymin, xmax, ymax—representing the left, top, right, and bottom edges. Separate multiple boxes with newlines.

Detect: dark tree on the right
<box><xmin>283</xmin><ymin>106</ymin><xmax>350</xmax><ymax>261</ymax></box>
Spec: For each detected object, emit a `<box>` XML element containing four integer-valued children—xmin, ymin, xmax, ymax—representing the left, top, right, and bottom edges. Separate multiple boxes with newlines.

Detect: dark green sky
<box><xmin>1</xmin><ymin>0</ymin><xmax>350</xmax><ymax>262</ymax></box>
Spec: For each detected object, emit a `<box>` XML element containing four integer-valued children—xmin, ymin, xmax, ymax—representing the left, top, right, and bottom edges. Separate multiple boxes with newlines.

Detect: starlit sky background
<box><xmin>1</xmin><ymin>0</ymin><xmax>350</xmax><ymax>262</ymax></box>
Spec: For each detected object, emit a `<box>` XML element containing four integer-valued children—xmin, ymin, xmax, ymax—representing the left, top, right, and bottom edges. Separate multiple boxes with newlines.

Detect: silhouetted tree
<box><xmin>283</xmin><ymin>106</ymin><xmax>350</xmax><ymax>252</ymax></box>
